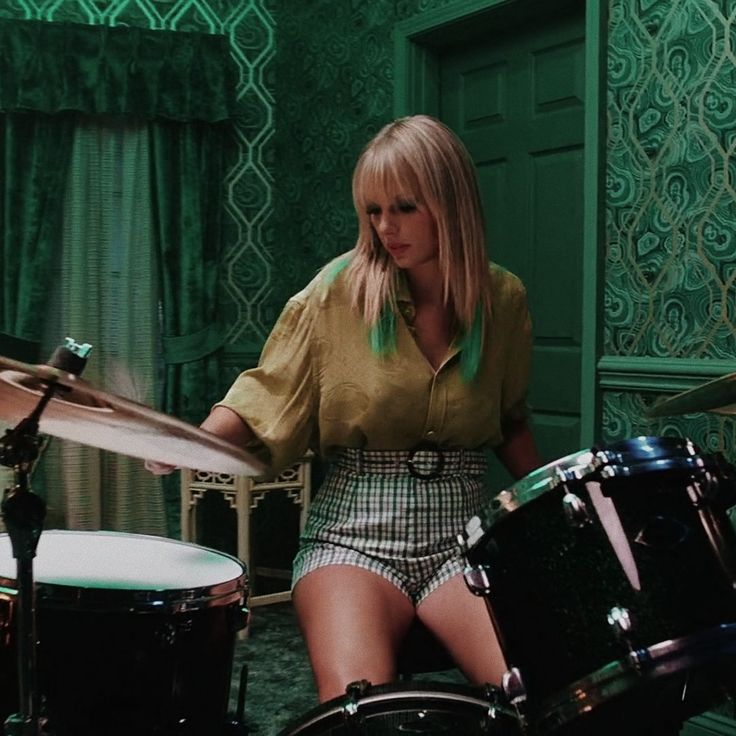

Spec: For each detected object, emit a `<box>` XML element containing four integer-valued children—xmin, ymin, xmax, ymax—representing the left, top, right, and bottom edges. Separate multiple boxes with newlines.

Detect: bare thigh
<box><xmin>416</xmin><ymin>573</ymin><xmax>507</xmax><ymax>687</ymax></box>
<box><xmin>292</xmin><ymin>564</ymin><xmax>415</xmax><ymax>703</ymax></box>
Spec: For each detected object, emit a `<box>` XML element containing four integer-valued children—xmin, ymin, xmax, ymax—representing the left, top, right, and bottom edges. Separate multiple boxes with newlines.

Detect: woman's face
<box><xmin>365</xmin><ymin>190</ymin><xmax>439</xmax><ymax>271</ymax></box>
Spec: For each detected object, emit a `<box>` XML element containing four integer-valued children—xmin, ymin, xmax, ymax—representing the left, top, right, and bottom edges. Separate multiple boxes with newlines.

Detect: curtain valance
<box><xmin>0</xmin><ymin>19</ymin><xmax>236</xmax><ymax>122</ymax></box>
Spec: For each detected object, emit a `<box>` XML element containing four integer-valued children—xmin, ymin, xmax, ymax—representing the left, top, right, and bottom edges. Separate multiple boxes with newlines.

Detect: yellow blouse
<box><xmin>218</xmin><ymin>259</ymin><xmax>532</xmax><ymax>475</ymax></box>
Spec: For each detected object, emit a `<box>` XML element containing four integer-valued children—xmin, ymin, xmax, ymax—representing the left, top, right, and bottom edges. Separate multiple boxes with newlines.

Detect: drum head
<box><xmin>0</xmin><ymin>530</ymin><xmax>246</xmax><ymax>611</ymax></box>
<box><xmin>278</xmin><ymin>682</ymin><xmax>519</xmax><ymax>735</ymax></box>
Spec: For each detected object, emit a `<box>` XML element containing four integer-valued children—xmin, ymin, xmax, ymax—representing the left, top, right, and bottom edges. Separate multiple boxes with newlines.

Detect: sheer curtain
<box><xmin>0</xmin><ymin>19</ymin><xmax>236</xmax><ymax>536</ymax></box>
<box><xmin>40</xmin><ymin>117</ymin><xmax>166</xmax><ymax>534</ymax></box>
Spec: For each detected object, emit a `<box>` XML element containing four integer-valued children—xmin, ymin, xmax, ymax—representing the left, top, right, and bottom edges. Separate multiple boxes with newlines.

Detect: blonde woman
<box><xmin>148</xmin><ymin>115</ymin><xmax>541</xmax><ymax>703</ymax></box>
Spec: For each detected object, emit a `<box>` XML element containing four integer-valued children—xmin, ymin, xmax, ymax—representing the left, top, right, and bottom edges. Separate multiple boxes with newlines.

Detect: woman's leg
<box><xmin>416</xmin><ymin>573</ymin><xmax>508</xmax><ymax>686</ymax></box>
<box><xmin>292</xmin><ymin>564</ymin><xmax>415</xmax><ymax>703</ymax></box>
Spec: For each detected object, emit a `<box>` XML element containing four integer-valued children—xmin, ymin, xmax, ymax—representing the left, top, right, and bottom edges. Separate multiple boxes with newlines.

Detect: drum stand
<box><xmin>0</xmin><ymin>385</ymin><xmax>55</xmax><ymax>736</ymax></box>
<box><xmin>0</xmin><ymin>339</ymin><xmax>90</xmax><ymax>736</ymax></box>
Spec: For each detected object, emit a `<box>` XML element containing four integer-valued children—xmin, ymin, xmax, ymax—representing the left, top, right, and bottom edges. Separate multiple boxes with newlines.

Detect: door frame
<box><xmin>393</xmin><ymin>0</ymin><xmax>607</xmax><ymax>447</ymax></box>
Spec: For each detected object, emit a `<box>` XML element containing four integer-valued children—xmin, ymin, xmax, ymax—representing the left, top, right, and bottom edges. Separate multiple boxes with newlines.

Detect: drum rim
<box><xmin>472</xmin><ymin>448</ymin><xmax>600</xmax><ymax>532</ymax></box>
<box><xmin>533</xmin><ymin>622</ymin><xmax>736</xmax><ymax>734</ymax></box>
<box><xmin>277</xmin><ymin>681</ymin><xmax>509</xmax><ymax>734</ymax></box>
<box><xmin>470</xmin><ymin>435</ymin><xmax>718</xmax><ymax>535</ymax></box>
<box><xmin>0</xmin><ymin>530</ymin><xmax>248</xmax><ymax>612</ymax></box>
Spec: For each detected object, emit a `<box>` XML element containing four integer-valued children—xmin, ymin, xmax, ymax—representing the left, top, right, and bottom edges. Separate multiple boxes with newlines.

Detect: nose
<box><xmin>376</xmin><ymin>211</ymin><xmax>397</xmax><ymax>235</ymax></box>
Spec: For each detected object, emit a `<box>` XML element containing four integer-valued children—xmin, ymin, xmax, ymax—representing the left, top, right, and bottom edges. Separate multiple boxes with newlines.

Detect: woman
<box><xmin>148</xmin><ymin>114</ymin><xmax>541</xmax><ymax>703</ymax></box>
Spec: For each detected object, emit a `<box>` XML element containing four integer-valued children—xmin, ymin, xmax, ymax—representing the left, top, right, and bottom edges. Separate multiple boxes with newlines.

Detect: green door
<box><xmin>440</xmin><ymin>8</ymin><xmax>586</xmax><ymax>491</ymax></box>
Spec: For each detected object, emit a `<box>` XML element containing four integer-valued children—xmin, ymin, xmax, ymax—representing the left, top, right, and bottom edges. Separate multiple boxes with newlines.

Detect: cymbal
<box><xmin>0</xmin><ymin>355</ymin><xmax>266</xmax><ymax>476</ymax></box>
<box><xmin>646</xmin><ymin>372</ymin><xmax>736</xmax><ymax>418</ymax></box>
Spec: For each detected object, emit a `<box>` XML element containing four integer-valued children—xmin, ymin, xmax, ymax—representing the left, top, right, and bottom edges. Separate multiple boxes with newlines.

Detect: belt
<box><xmin>332</xmin><ymin>443</ymin><xmax>487</xmax><ymax>481</ymax></box>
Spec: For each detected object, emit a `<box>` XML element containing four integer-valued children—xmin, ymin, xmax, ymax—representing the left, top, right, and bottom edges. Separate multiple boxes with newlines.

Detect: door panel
<box><xmin>440</xmin><ymin>8</ymin><xmax>585</xmax><ymax>491</ymax></box>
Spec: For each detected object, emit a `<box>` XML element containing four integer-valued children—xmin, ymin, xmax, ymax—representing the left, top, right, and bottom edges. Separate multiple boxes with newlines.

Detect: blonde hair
<box><xmin>346</xmin><ymin>115</ymin><xmax>492</xmax><ymax>340</ymax></box>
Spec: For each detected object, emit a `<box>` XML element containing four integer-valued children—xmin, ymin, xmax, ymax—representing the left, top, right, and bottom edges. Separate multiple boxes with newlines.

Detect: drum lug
<box><xmin>607</xmin><ymin>606</ymin><xmax>633</xmax><ymax>636</ymax></box>
<box><xmin>607</xmin><ymin>605</ymin><xmax>644</xmax><ymax>661</ymax></box>
<box><xmin>562</xmin><ymin>492</ymin><xmax>591</xmax><ymax>528</ymax></box>
<box><xmin>502</xmin><ymin>666</ymin><xmax>528</xmax><ymax>709</ymax></box>
<box><xmin>342</xmin><ymin>679</ymin><xmax>370</xmax><ymax>718</ymax></box>
<box><xmin>232</xmin><ymin>604</ymin><xmax>250</xmax><ymax>632</ymax></box>
<box><xmin>628</xmin><ymin>647</ymin><xmax>652</xmax><ymax>670</ymax></box>
<box><xmin>463</xmin><ymin>564</ymin><xmax>492</xmax><ymax>597</ymax></box>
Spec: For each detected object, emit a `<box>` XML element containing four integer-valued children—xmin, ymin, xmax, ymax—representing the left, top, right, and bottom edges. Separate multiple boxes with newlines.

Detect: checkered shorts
<box><xmin>292</xmin><ymin>447</ymin><xmax>489</xmax><ymax>605</ymax></box>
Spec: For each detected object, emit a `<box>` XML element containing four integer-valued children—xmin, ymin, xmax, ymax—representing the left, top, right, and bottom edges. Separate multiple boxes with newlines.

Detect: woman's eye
<box><xmin>398</xmin><ymin>201</ymin><xmax>417</xmax><ymax>213</ymax></box>
<box><xmin>366</xmin><ymin>207</ymin><xmax>380</xmax><ymax>217</ymax></box>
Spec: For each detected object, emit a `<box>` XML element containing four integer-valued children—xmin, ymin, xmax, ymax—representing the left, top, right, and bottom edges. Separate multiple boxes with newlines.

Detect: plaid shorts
<box><xmin>292</xmin><ymin>446</ymin><xmax>489</xmax><ymax>605</ymax></box>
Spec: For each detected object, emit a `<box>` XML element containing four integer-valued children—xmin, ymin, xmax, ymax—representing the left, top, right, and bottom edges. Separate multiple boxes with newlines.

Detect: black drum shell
<box><xmin>466</xmin><ymin>436</ymin><xmax>736</xmax><ymax>709</ymax></box>
<box><xmin>0</xmin><ymin>530</ymin><xmax>248</xmax><ymax>736</ymax></box>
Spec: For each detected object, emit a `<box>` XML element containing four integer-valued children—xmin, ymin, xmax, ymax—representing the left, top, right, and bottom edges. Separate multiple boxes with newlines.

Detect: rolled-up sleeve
<box><xmin>217</xmin><ymin>296</ymin><xmax>317</xmax><ymax>475</ymax></box>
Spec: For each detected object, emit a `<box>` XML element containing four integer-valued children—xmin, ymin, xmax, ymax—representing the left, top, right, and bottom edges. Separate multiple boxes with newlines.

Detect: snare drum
<box><xmin>0</xmin><ymin>530</ymin><xmax>248</xmax><ymax>736</ymax></box>
<box><xmin>277</xmin><ymin>681</ymin><xmax>521</xmax><ymax>735</ymax></box>
<box><xmin>463</xmin><ymin>436</ymin><xmax>736</xmax><ymax>734</ymax></box>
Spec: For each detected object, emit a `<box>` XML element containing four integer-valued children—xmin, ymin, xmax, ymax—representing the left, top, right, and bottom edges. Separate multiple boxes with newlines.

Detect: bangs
<box><xmin>353</xmin><ymin>143</ymin><xmax>423</xmax><ymax>210</ymax></box>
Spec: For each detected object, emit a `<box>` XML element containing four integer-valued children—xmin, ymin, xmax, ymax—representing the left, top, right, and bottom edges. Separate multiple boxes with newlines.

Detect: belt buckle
<box><xmin>406</xmin><ymin>442</ymin><xmax>444</xmax><ymax>480</ymax></box>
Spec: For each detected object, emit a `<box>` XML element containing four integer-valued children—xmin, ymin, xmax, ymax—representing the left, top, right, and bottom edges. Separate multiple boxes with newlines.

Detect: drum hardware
<box><xmin>1</xmin><ymin>338</ymin><xmax>91</xmax><ymax>736</ymax></box>
<box><xmin>277</xmin><ymin>681</ymin><xmax>524</xmax><ymax>735</ymax></box>
<box><xmin>502</xmin><ymin>667</ymin><xmax>528</xmax><ymax>727</ymax></box>
<box><xmin>342</xmin><ymin>679</ymin><xmax>371</xmax><ymax>718</ymax></box>
<box><xmin>606</xmin><ymin>606</ymin><xmax>647</xmax><ymax>668</ymax></box>
<box><xmin>561</xmin><ymin>492</ymin><xmax>590</xmax><ymax>528</ymax></box>
<box><xmin>463</xmin><ymin>563</ymin><xmax>492</xmax><ymax>597</ymax></box>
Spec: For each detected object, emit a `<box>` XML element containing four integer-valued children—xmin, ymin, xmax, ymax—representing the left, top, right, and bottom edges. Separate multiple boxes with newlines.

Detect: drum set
<box><xmin>2</xmin><ymin>343</ymin><xmax>736</xmax><ymax>736</ymax></box>
<box><xmin>0</xmin><ymin>341</ymin><xmax>264</xmax><ymax>736</ymax></box>
<box><xmin>280</xmin><ymin>374</ymin><xmax>736</xmax><ymax>735</ymax></box>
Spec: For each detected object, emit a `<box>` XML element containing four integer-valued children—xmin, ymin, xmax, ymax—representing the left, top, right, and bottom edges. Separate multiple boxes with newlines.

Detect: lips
<box><xmin>386</xmin><ymin>242</ymin><xmax>410</xmax><ymax>255</ymax></box>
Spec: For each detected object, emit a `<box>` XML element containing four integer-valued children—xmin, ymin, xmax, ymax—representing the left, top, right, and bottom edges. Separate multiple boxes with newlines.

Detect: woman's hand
<box><xmin>144</xmin><ymin>459</ymin><xmax>178</xmax><ymax>475</ymax></box>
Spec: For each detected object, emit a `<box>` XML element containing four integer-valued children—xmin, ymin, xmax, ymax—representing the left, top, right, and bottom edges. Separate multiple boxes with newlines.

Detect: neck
<box><xmin>405</xmin><ymin>262</ymin><xmax>444</xmax><ymax>306</ymax></box>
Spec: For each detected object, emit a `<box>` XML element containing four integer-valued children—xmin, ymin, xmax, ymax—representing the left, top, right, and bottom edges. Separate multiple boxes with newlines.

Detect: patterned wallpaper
<box><xmin>604</xmin><ymin>0</ymin><xmax>736</xmax><ymax>458</ymax></box>
<box><xmin>606</xmin><ymin>0</ymin><xmax>736</xmax><ymax>361</ymax></box>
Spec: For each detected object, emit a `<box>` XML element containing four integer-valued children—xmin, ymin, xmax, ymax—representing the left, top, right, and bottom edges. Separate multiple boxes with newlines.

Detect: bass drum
<box><xmin>277</xmin><ymin>681</ymin><xmax>522</xmax><ymax>735</ymax></box>
<box><xmin>0</xmin><ymin>530</ymin><xmax>248</xmax><ymax>736</ymax></box>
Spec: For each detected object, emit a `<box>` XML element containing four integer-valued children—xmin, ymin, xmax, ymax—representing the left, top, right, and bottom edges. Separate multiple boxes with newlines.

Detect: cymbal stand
<box><xmin>0</xmin><ymin>383</ymin><xmax>58</xmax><ymax>736</ymax></box>
<box><xmin>0</xmin><ymin>337</ymin><xmax>91</xmax><ymax>736</ymax></box>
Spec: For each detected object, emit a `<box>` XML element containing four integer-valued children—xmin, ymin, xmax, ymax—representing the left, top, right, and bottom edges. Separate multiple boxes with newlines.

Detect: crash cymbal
<box><xmin>646</xmin><ymin>372</ymin><xmax>736</xmax><ymax>418</ymax></box>
<box><xmin>0</xmin><ymin>355</ymin><xmax>266</xmax><ymax>475</ymax></box>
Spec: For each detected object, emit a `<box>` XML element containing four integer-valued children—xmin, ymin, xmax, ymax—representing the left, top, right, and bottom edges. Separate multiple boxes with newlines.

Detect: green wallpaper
<box><xmin>604</xmin><ymin>0</ymin><xmax>736</xmax><ymax>458</ymax></box>
<box><xmin>606</xmin><ymin>0</ymin><xmax>736</xmax><ymax>360</ymax></box>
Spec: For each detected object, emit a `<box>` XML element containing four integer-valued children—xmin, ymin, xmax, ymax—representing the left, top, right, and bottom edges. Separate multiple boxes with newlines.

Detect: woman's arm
<box><xmin>493</xmin><ymin>416</ymin><xmax>542</xmax><ymax>481</ymax></box>
<box><xmin>145</xmin><ymin>405</ymin><xmax>255</xmax><ymax>475</ymax></box>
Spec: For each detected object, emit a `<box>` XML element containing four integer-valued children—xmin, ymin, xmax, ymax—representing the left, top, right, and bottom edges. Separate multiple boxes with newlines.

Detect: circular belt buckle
<box><xmin>406</xmin><ymin>442</ymin><xmax>445</xmax><ymax>480</ymax></box>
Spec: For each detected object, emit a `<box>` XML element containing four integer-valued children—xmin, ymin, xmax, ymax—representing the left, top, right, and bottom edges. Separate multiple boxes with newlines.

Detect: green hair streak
<box><xmin>458</xmin><ymin>306</ymin><xmax>484</xmax><ymax>383</ymax></box>
<box><xmin>368</xmin><ymin>306</ymin><xmax>397</xmax><ymax>355</ymax></box>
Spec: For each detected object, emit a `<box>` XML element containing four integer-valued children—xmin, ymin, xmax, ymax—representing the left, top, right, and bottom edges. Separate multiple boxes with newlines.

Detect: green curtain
<box><xmin>0</xmin><ymin>112</ymin><xmax>75</xmax><ymax>362</ymax></box>
<box><xmin>150</xmin><ymin>121</ymin><xmax>229</xmax><ymax>425</ymax></box>
<box><xmin>0</xmin><ymin>19</ymin><xmax>235</xmax><ymax>122</ymax></box>
<box><xmin>1</xmin><ymin>18</ymin><xmax>236</xmax><ymax>535</ymax></box>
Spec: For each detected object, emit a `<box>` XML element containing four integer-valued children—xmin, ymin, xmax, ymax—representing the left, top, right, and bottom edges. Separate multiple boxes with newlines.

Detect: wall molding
<box><xmin>682</xmin><ymin>712</ymin><xmax>736</xmax><ymax>736</ymax></box>
<box><xmin>598</xmin><ymin>356</ymin><xmax>736</xmax><ymax>394</ymax></box>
